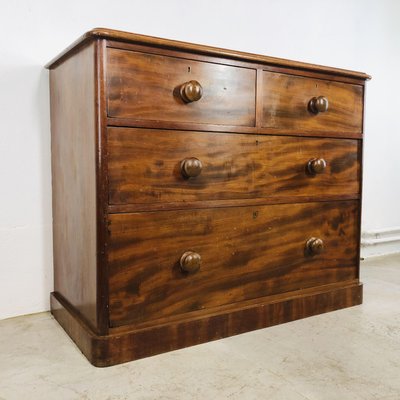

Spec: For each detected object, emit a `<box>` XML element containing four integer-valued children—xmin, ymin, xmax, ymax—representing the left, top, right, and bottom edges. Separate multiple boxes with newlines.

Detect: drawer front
<box><xmin>261</xmin><ymin>71</ymin><xmax>363</xmax><ymax>133</ymax></box>
<box><xmin>106</xmin><ymin>48</ymin><xmax>256</xmax><ymax>126</ymax></box>
<box><xmin>108</xmin><ymin>201</ymin><xmax>358</xmax><ymax>327</ymax></box>
<box><xmin>108</xmin><ymin>128</ymin><xmax>360</xmax><ymax>205</ymax></box>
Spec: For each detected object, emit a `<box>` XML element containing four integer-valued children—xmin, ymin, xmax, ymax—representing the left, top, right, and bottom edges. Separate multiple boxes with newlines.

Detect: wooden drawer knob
<box><xmin>179</xmin><ymin>80</ymin><xmax>203</xmax><ymax>103</ymax></box>
<box><xmin>180</xmin><ymin>251</ymin><xmax>201</xmax><ymax>273</ymax></box>
<box><xmin>307</xmin><ymin>158</ymin><xmax>327</xmax><ymax>174</ymax></box>
<box><xmin>306</xmin><ymin>237</ymin><xmax>324</xmax><ymax>255</ymax></box>
<box><xmin>181</xmin><ymin>157</ymin><xmax>203</xmax><ymax>178</ymax></box>
<box><xmin>309</xmin><ymin>96</ymin><xmax>329</xmax><ymax>114</ymax></box>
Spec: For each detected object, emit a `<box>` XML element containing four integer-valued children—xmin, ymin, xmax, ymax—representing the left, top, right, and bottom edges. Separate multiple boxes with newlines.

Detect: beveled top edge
<box><xmin>46</xmin><ymin>27</ymin><xmax>371</xmax><ymax>80</ymax></box>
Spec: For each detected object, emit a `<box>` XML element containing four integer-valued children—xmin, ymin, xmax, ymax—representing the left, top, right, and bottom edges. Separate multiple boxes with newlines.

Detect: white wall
<box><xmin>1</xmin><ymin>0</ymin><xmax>399</xmax><ymax>320</ymax></box>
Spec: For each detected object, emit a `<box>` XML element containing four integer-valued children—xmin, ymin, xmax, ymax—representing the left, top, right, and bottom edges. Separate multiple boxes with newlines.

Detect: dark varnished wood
<box><xmin>48</xmin><ymin>29</ymin><xmax>368</xmax><ymax>366</ymax></box>
<box><xmin>107</xmin><ymin>194</ymin><xmax>360</xmax><ymax>214</ymax></box>
<box><xmin>110</xmin><ymin>278</ymin><xmax>360</xmax><ymax>334</ymax></box>
<box><xmin>47</xmin><ymin>28</ymin><xmax>370</xmax><ymax>81</ymax></box>
<box><xmin>108</xmin><ymin>201</ymin><xmax>358</xmax><ymax>327</ymax></box>
<box><xmin>108</xmin><ymin>128</ymin><xmax>360</xmax><ymax>205</ymax></box>
<box><xmin>261</xmin><ymin>64</ymin><xmax>367</xmax><ymax>86</ymax></box>
<box><xmin>94</xmin><ymin>39</ymin><xmax>110</xmax><ymax>333</ymax></box>
<box><xmin>262</xmin><ymin>71</ymin><xmax>363</xmax><ymax>133</ymax></box>
<box><xmin>107</xmin><ymin>117</ymin><xmax>364</xmax><ymax>139</ymax></box>
<box><xmin>107</xmin><ymin>48</ymin><xmax>256</xmax><ymax>126</ymax></box>
<box><xmin>49</xmin><ymin>41</ymin><xmax>99</xmax><ymax>331</ymax></box>
<box><xmin>51</xmin><ymin>282</ymin><xmax>362</xmax><ymax>366</ymax></box>
<box><xmin>105</xmin><ymin>40</ymin><xmax>368</xmax><ymax>86</ymax></box>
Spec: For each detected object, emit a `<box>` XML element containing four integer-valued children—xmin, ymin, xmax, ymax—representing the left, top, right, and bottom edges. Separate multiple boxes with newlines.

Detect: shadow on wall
<box><xmin>0</xmin><ymin>63</ymin><xmax>54</xmax><ymax>319</ymax></box>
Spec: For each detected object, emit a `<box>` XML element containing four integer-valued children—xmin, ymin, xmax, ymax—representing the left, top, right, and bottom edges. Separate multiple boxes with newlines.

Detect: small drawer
<box><xmin>106</xmin><ymin>48</ymin><xmax>256</xmax><ymax>126</ymax></box>
<box><xmin>108</xmin><ymin>201</ymin><xmax>359</xmax><ymax>327</ymax></box>
<box><xmin>261</xmin><ymin>71</ymin><xmax>363</xmax><ymax>134</ymax></box>
<box><xmin>108</xmin><ymin>128</ymin><xmax>360</xmax><ymax>205</ymax></box>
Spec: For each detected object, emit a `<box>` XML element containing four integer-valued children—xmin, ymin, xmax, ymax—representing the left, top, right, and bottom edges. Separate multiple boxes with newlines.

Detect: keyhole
<box><xmin>188</xmin><ymin>66</ymin><xmax>191</xmax><ymax>73</ymax></box>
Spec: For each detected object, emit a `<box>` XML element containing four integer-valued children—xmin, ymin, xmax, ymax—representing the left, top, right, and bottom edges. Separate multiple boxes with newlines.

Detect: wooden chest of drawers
<box><xmin>47</xmin><ymin>28</ymin><xmax>370</xmax><ymax>366</ymax></box>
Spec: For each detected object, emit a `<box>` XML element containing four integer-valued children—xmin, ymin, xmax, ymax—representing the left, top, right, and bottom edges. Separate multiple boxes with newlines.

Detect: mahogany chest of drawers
<box><xmin>47</xmin><ymin>28</ymin><xmax>370</xmax><ymax>366</ymax></box>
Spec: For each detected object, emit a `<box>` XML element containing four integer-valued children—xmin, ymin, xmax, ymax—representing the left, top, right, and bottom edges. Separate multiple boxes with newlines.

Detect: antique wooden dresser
<box><xmin>47</xmin><ymin>28</ymin><xmax>370</xmax><ymax>366</ymax></box>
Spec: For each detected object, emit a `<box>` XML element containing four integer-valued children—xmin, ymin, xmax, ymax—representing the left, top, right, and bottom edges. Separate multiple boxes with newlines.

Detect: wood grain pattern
<box><xmin>48</xmin><ymin>29</ymin><xmax>368</xmax><ymax>366</ymax></box>
<box><xmin>106</xmin><ymin>48</ymin><xmax>256</xmax><ymax>126</ymax></box>
<box><xmin>262</xmin><ymin>71</ymin><xmax>363</xmax><ymax>133</ymax></box>
<box><xmin>106</xmin><ymin>117</ymin><xmax>364</xmax><ymax>139</ymax></box>
<box><xmin>108</xmin><ymin>201</ymin><xmax>358</xmax><ymax>327</ymax></box>
<box><xmin>107</xmin><ymin>194</ymin><xmax>360</xmax><ymax>214</ymax></box>
<box><xmin>108</xmin><ymin>128</ymin><xmax>360</xmax><ymax>205</ymax></box>
<box><xmin>106</xmin><ymin>40</ymin><xmax>367</xmax><ymax>86</ymax></box>
<box><xmin>51</xmin><ymin>282</ymin><xmax>363</xmax><ymax>366</ymax></box>
<box><xmin>94</xmin><ymin>39</ymin><xmax>110</xmax><ymax>333</ymax></box>
<box><xmin>49</xmin><ymin>42</ymin><xmax>98</xmax><ymax>330</ymax></box>
<box><xmin>46</xmin><ymin>28</ymin><xmax>371</xmax><ymax>81</ymax></box>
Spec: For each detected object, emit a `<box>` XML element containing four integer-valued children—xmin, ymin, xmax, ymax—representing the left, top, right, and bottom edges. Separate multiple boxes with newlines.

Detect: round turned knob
<box><xmin>181</xmin><ymin>157</ymin><xmax>203</xmax><ymax>178</ymax></box>
<box><xmin>180</xmin><ymin>251</ymin><xmax>201</xmax><ymax>273</ymax></box>
<box><xmin>307</xmin><ymin>158</ymin><xmax>327</xmax><ymax>174</ymax></box>
<box><xmin>309</xmin><ymin>96</ymin><xmax>329</xmax><ymax>114</ymax></box>
<box><xmin>179</xmin><ymin>80</ymin><xmax>203</xmax><ymax>103</ymax></box>
<box><xmin>306</xmin><ymin>237</ymin><xmax>324</xmax><ymax>255</ymax></box>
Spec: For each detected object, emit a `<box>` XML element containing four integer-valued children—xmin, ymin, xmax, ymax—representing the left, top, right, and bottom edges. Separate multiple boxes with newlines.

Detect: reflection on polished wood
<box><xmin>48</xmin><ymin>28</ymin><xmax>369</xmax><ymax>366</ymax></box>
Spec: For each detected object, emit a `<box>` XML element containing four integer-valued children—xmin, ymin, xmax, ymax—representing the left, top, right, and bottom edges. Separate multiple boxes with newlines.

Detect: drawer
<box><xmin>106</xmin><ymin>48</ymin><xmax>256</xmax><ymax>126</ymax></box>
<box><xmin>108</xmin><ymin>201</ymin><xmax>358</xmax><ymax>327</ymax></box>
<box><xmin>261</xmin><ymin>71</ymin><xmax>363</xmax><ymax>133</ymax></box>
<box><xmin>108</xmin><ymin>128</ymin><xmax>360</xmax><ymax>205</ymax></box>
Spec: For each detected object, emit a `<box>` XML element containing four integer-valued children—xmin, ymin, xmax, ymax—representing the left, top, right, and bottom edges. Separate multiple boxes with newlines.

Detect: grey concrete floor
<box><xmin>1</xmin><ymin>254</ymin><xmax>400</xmax><ymax>400</ymax></box>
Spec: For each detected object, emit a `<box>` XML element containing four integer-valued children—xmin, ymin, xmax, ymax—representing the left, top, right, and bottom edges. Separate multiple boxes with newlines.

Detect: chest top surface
<box><xmin>46</xmin><ymin>27</ymin><xmax>370</xmax><ymax>80</ymax></box>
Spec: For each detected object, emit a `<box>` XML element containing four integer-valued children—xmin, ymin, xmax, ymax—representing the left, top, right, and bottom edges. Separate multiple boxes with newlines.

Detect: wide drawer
<box><xmin>108</xmin><ymin>201</ymin><xmax>359</xmax><ymax>327</ymax></box>
<box><xmin>106</xmin><ymin>48</ymin><xmax>256</xmax><ymax>126</ymax></box>
<box><xmin>108</xmin><ymin>128</ymin><xmax>360</xmax><ymax>205</ymax></box>
<box><xmin>261</xmin><ymin>71</ymin><xmax>363</xmax><ymax>134</ymax></box>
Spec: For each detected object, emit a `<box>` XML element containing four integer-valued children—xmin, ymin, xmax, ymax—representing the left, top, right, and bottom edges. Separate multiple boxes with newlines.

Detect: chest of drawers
<box><xmin>48</xmin><ymin>28</ymin><xmax>370</xmax><ymax>366</ymax></box>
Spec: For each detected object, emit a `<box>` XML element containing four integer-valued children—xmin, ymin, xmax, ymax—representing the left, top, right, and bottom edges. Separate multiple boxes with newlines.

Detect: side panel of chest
<box><xmin>50</xmin><ymin>42</ymin><xmax>99</xmax><ymax>331</ymax></box>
